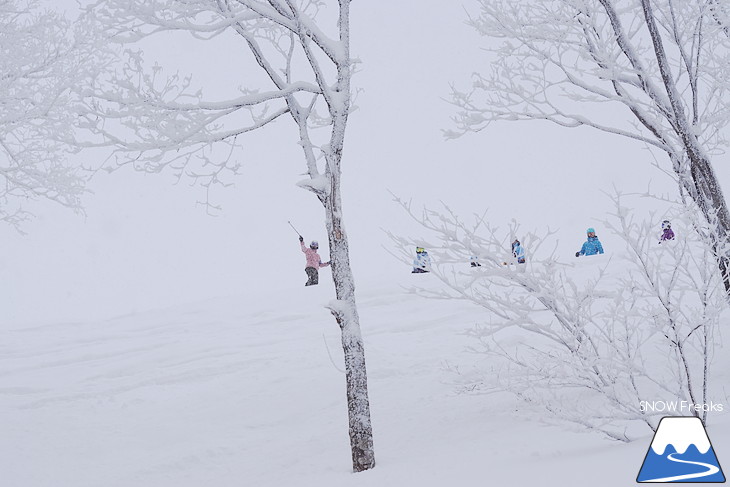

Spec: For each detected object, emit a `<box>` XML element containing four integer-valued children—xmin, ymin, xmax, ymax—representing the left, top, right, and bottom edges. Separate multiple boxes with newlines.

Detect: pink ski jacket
<box><xmin>301</xmin><ymin>242</ymin><xmax>330</xmax><ymax>269</ymax></box>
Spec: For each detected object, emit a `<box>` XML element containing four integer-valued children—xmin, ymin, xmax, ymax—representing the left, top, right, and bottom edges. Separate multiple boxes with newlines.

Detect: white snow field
<box><xmin>3</xmin><ymin>269</ymin><xmax>729</xmax><ymax>487</ymax></box>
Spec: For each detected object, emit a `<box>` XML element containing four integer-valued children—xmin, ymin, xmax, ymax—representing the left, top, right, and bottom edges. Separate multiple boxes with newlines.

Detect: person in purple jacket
<box><xmin>659</xmin><ymin>220</ymin><xmax>675</xmax><ymax>243</ymax></box>
<box><xmin>299</xmin><ymin>236</ymin><xmax>330</xmax><ymax>286</ymax></box>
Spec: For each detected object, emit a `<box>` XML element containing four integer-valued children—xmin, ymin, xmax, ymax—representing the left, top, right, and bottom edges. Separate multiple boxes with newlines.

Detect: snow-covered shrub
<box><xmin>391</xmin><ymin>194</ymin><xmax>726</xmax><ymax>441</ymax></box>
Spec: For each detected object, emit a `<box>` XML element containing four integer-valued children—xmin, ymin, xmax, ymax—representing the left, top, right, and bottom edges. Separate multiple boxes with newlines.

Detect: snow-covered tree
<box><xmin>449</xmin><ymin>0</ymin><xmax>730</xmax><ymax>294</ymax></box>
<box><xmin>392</xmin><ymin>195</ymin><xmax>726</xmax><ymax>440</ymax></box>
<box><xmin>80</xmin><ymin>0</ymin><xmax>374</xmax><ymax>471</ymax></box>
<box><xmin>0</xmin><ymin>0</ymin><xmax>96</xmax><ymax>228</ymax></box>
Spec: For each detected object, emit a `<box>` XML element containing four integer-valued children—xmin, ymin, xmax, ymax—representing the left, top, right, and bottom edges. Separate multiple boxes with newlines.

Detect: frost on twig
<box><xmin>78</xmin><ymin>0</ymin><xmax>349</xmax><ymax>212</ymax></box>
<box><xmin>393</xmin><ymin>193</ymin><xmax>726</xmax><ymax>441</ymax></box>
<box><xmin>0</xmin><ymin>0</ymin><xmax>101</xmax><ymax>228</ymax></box>
<box><xmin>451</xmin><ymin>0</ymin><xmax>730</xmax><ymax>294</ymax></box>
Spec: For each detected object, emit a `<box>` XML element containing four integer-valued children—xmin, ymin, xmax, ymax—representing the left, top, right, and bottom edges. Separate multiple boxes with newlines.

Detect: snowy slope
<box><xmin>2</xmin><ymin>4</ymin><xmax>729</xmax><ymax>485</ymax></box>
<box><xmin>4</xmin><ymin>272</ymin><xmax>728</xmax><ymax>487</ymax></box>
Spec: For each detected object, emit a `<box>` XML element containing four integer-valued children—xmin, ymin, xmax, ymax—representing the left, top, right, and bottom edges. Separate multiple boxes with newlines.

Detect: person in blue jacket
<box><xmin>575</xmin><ymin>227</ymin><xmax>604</xmax><ymax>257</ymax></box>
<box><xmin>511</xmin><ymin>238</ymin><xmax>526</xmax><ymax>264</ymax></box>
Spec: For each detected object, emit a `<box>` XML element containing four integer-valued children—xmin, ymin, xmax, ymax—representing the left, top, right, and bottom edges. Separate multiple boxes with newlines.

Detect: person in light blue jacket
<box><xmin>511</xmin><ymin>239</ymin><xmax>526</xmax><ymax>264</ymax></box>
<box><xmin>412</xmin><ymin>247</ymin><xmax>431</xmax><ymax>273</ymax></box>
<box><xmin>575</xmin><ymin>228</ymin><xmax>604</xmax><ymax>257</ymax></box>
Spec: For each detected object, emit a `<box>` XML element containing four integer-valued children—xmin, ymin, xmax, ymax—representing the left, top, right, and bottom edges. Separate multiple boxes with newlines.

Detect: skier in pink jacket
<box><xmin>299</xmin><ymin>236</ymin><xmax>330</xmax><ymax>286</ymax></box>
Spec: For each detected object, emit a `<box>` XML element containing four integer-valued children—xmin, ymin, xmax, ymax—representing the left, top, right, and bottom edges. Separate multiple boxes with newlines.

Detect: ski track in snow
<box><xmin>2</xmin><ymin>279</ymin><xmax>728</xmax><ymax>487</ymax></box>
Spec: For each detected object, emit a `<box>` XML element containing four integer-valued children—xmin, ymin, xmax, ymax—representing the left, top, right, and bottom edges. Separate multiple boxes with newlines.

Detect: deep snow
<box><xmin>3</xmin><ymin>272</ymin><xmax>729</xmax><ymax>487</ymax></box>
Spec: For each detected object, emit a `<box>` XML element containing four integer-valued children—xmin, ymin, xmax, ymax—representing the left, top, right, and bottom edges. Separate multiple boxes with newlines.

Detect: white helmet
<box><xmin>662</xmin><ymin>220</ymin><xmax>671</xmax><ymax>230</ymax></box>
<box><xmin>310</xmin><ymin>241</ymin><xmax>319</xmax><ymax>249</ymax></box>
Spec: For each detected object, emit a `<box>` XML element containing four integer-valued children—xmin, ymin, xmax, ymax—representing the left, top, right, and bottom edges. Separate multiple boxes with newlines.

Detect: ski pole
<box><xmin>288</xmin><ymin>220</ymin><xmax>303</xmax><ymax>239</ymax></box>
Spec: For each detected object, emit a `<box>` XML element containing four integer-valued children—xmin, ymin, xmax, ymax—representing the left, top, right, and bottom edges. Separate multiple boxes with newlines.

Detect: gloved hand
<box><xmin>299</xmin><ymin>236</ymin><xmax>304</xmax><ymax>242</ymax></box>
<box><xmin>575</xmin><ymin>251</ymin><xmax>580</xmax><ymax>258</ymax></box>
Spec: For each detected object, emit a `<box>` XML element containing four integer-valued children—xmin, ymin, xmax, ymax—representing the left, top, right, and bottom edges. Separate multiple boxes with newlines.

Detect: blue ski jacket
<box><xmin>579</xmin><ymin>236</ymin><xmax>604</xmax><ymax>256</ymax></box>
<box><xmin>512</xmin><ymin>243</ymin><xmax>526</xmax><ymax>263</ymax></box>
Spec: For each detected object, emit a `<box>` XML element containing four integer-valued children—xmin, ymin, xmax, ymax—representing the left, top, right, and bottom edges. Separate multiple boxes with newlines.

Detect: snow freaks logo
<box><xmin>640</xmin><ymin>401</ymin><xmax>724</xmax><ymax>414</ymax></box>
<box><xmin>637</xmin><ymin>416</ymin><xmax>726</xmax><ymax>483</ymax></box>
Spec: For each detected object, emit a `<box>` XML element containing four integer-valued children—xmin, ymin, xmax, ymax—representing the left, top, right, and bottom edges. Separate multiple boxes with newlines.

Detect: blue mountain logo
<box><xmin>637</xmin><ymin>416</ymin><xmax>725</xmax><ymax>483</ymax></box>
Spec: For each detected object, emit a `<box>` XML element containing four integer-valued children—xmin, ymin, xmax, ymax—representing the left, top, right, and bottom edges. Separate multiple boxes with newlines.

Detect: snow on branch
<box><xmin>0</xmin><ymin>0</ymin><xmax>104</xmax><ymax>228</ymax></box>
<box><xmin>82</xmin><ymin>0</ymin><xmax>352</xmax><ymax>210</ymax></box>
<box><xmin>391</xmin><ymin>192</ymin><xmax>727</xmax><ymax>441</ymax></box>
<box><xmin>451</xmin><ymin>0</ymin><xmax>730</xmax><ymax>296</ymax></box>
<box><xmin>450</xmin><ymin>0</ymin><xmax>730</xmax><ymax>154</ymax></box>
<box><xmin>296</xmin><ymin>174</ymin><xmax>330</xmax><ymax>197</ymax></box>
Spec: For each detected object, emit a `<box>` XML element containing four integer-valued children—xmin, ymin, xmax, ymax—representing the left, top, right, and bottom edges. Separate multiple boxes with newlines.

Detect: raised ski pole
<box><xmin>288</xmin><ymin>221</ymin><xmax>303</xmax><ymax>239</ymax></box>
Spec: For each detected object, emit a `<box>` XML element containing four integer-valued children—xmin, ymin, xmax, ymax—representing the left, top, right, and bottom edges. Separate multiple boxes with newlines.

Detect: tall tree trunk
<box><xmin>319</xmin><ymin>0</ymin><xmax>374</xmax><ymax>471</ymax></box>
<box><xmin>324</xmin><ymin>146</ymin><xmax>376</xmax><ymax>472</ymax></box>
<box><xmin>642</xmin><ymin>0</ymin><xmax>730</xmax><ymax>295</ymax></box>
<box><xmin>688</xmin><ymin>158</ymin><xmax>730</xmax><ymax>294</ymax></box>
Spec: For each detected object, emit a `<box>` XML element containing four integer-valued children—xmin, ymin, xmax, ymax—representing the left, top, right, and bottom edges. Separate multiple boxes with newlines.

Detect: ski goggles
<box><xmin>416</xmin><ymin>247</ymin><xmax>425</xmax><ymax>253</ymax></box>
